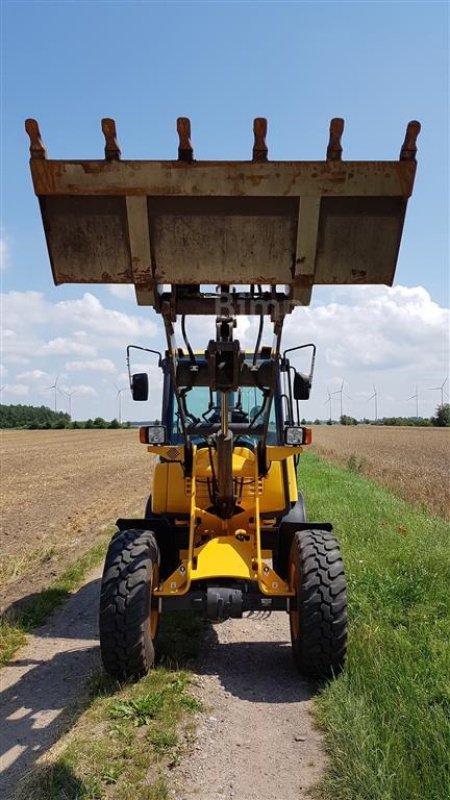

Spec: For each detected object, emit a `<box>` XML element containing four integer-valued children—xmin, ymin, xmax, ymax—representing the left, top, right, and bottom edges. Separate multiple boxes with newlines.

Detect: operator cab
<box><xmin>128</xmin><ymin>340</ymin><xmax>316</xmax><ymax>453</ymax></box>
<box><xmin>165</xmin><ymin>353</ymin><xmax>281</xmax><ymax>447</ymax></box>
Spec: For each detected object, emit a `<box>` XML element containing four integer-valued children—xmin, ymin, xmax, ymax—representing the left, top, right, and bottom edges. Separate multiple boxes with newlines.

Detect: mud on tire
<box><xmin>99</xmin><ymin>529</ymin><xmax>160</xmax><ymax>680</ymax></box>
<box><xmin>289</xmin><ymin>528</ymin><xmax>347</xmax><ymax>679</ymax></box>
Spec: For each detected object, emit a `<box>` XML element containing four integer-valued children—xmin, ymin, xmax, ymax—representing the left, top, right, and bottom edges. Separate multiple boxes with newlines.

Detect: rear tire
<box><xmin>289</xmin><ymin>528</ymin><xmax>347</xmax><ymax>678</ymax></box>
<box><xmin>99</xmin><ymin>529</ymin><xmax>160</xmax><ymax>680</ymax></box>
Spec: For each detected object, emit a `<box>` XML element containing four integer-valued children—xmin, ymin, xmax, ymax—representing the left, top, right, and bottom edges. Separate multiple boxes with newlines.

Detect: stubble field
<box><xmin>0</xmin><ymin>428</ymin><xmax>152</xmax><ymax>610</ymax></box>
<box><xmin>310</xmin><ymin>425</ymin><xmax>450</xmax><ymax>520</ymax></box>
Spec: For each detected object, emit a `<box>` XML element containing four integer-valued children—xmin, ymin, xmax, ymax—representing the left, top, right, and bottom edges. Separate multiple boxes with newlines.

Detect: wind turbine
<box><xmin>114</xmin><ymin>383</ymin><xmax>128</xmax><ymax>425</ymax></box>
<box><xmin>406</xmin><ymin>385</ymin><xmax>419</xmax><ymax>419</ymax></box>
<box><xmin>45</xmin><ymin>374</ymin><xmax>60</xmax><ymax>412</ymax></box>
<box><xmin>324</xmin><ymin>390</ymin><xmax>333</xmax><ymax>424</ymax></box>
<box><xmin>367</xmin><ymin>384</ymin><xmax>378</xmax><ymax>422</ymax></box>
<box><xmin>332</xmin><ymin>380</ymin><xmax>352</xmax><ymax>420</ymax></box>
<box><xmin>428</xmin><ymin>377</ymin><xmax>449</xmax><ymax>408</ymax></box>
<box><xmin>59</xmin><ymin>387</ymin><xmax>77</xmax><ymax>418</ymax></box>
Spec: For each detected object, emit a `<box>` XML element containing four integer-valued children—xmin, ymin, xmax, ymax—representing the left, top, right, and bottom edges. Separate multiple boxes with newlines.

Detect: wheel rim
<box><xmin>289</xmin><ymin>560</ymin><xmax>299</xmax><ymax>640</ymax></box>
<box><xmin>150</xmin><ymin>563</ymin><xmax>160</xmax><ymax>640</ymax></box>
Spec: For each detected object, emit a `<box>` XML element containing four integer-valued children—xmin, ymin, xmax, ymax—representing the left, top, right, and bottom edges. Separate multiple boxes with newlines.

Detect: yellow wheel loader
<box><xmin>26</xmin><ymin>115</ymin><xmax>420</xmax><ymax>679</ymax></box>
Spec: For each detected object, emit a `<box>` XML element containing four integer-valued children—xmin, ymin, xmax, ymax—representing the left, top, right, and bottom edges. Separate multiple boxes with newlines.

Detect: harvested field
<box><xmin>0</xmin><ymin>429</ymin><xmax>151</xmax><ymax>610</ymax></box>
<box><xmin>309</xmin><ymin>425</ymin><xmax>450</xmax><ymax>519</ymax></box>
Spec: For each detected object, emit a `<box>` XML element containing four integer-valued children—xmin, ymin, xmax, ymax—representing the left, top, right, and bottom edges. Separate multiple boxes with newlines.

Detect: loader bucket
<box><xmin>26</xmin><ymin>117</ymin><xmax>420</xmax><ymax>310</ymax></box>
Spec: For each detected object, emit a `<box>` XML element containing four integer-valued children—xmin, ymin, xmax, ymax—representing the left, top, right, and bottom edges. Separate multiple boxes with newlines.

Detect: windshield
<box><xmin>169</xmin><ymin>385</ymin><xmax>278</xmax><ymax>445</ymax></box>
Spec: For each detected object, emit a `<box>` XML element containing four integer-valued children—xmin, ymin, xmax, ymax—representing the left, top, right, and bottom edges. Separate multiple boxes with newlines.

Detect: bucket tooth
<box><xmin>326</xmin><ymin>117</ymin><xmax>344</xmax><ymax>161</ymax></box>
<box><xmin>177</xmin><ymin>117</ymin><xmax>194</xmax><ymax>163</ymax></box>
<box><xmin>400</xmin><ymin>120</ymin><xmax>421</xmax><ymax>161</ymax></box>
<box><xmin>101</xmin><ymin>118</ymin><xmax>121</xmax><ymax>161</ymax></box>
<box><xmin>25</xmin><ymin>119</ymin><xmax>47</xmax><ymax>160</ymax></box>
<box><xmin>253</xmin><ymin>117</ymin><xmax>268</xmax><ymax>162</ymax></box>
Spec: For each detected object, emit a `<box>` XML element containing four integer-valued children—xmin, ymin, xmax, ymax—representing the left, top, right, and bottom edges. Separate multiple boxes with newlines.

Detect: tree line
<box><xmin>0</xmin><ymin>404</ymin><xmax>131</xmax><ymax>429</ymax></box>
<box><xmin>306</xmin><ymin>404</ymin><xmax>450</xmax><ymax>427</ymax></box>
<box><xmin>2</xmin><ymin>402</ymin><xmax>449</xmax><ymax>430</ymax></box>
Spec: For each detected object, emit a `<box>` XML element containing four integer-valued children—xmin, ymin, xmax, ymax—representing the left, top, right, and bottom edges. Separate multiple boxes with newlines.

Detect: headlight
<box><xmin>139</xmin><ymin>425</ymin><xmax>166</xmax><ymax>444</ymax></box>
<box><xmin>285</xmin><ymin>426</ymin><xmax>311</xmax><ymax>446</ymax></box>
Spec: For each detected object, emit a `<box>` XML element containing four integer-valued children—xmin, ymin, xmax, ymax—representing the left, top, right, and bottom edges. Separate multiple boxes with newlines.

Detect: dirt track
<box><xmin>0</xmin><ymin>429</ymin><xmax>325</xmax><ymax>798</ymax></box>
<box><xmin>173</xmin><ymin>615</ymin><xmax>324</xmax><ymax>800</ymax></box>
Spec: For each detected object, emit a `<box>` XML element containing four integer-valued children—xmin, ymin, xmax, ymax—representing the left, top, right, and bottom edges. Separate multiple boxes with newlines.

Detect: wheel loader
<box><xmin>26</xmin><ymin>115</ymin><xmax>420</xmax><ymax>679</ymax></box>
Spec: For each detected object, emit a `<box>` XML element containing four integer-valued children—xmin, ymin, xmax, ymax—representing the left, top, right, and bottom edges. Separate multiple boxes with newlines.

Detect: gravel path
<box><xmin>0</xmin><ymin>567</ymin><xmax>102</xmax><ymax>800</ymax></box>
<box><xmin>173</xmin><ymin>612</ymin><xmax>325</xmax><ymax>800</ymax></box>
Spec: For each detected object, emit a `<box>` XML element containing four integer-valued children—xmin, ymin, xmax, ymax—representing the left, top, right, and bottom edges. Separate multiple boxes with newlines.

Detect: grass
<box><xmin>0</xmin><ymin>540</ymin><xmax>58</xmax><ymax>588</ymax></box>
<box><xmin>0</xmin><ymin>536</ymin><xmax>111</xmax><ymax>666</ymax></box>
<box><xmin>299</xmin><ymin>452</ymin><xmax>450</xmax><ymax>800</ymax></box>
<box><xmin>14</xmin><ymin>613</ymin><xmax>204</xmax><ymax>800</ymax></box>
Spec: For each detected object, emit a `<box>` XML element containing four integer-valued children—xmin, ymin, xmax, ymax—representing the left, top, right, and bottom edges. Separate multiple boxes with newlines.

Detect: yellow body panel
<box><xmin>151</xmin><ymin>444</ymin><xmax>301</xmax><ymax>518</ymax></box>
<box><xmin>152</xmin><ymin>461</ymin><xmax>189</xmax><ymax>515</ymax></box>
<box><xmin>193</xmin><ymin>537</ymin><xmax>255</xmax><ymax>580</ymax></box>
<box><xmin>150</xmin><ymin>442</ymin><xmax>301</xmax><ymax>598</ymax></box>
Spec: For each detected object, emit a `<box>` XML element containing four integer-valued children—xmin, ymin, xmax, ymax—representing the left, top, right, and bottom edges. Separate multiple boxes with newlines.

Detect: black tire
<box><xmin>99</xmin><ymin>529</ymin><xmax>160</xmax><ymax>680</ymax></box>
<box><xmin>288</xmin><ymin>528</ymin><xmax>347</xmax><ymax>679</ymax></box>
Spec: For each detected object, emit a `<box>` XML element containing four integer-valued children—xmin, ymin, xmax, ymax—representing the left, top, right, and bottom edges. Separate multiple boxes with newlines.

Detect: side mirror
<box><xmin>131</xmin><ymin>373</ymin><xmax>149</xmax><ymax>401</ymax></box>
<box><xmin>293</xmin><ymin>371</ymin><xmax>311</xmax><ymax>400</ymax></box>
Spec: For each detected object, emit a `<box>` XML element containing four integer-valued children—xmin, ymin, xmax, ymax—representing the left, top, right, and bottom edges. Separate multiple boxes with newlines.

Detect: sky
<box><xmin>1</xmin><ymin>0</ymin><xmax>449</xmax><ymax>422</ymax></box>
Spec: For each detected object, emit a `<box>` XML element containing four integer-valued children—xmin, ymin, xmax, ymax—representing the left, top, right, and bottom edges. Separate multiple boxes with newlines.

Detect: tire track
<box><xmin>173</xmin><ymin>612</ymin><xmax>325</xmax><ymax>800</ymax></box>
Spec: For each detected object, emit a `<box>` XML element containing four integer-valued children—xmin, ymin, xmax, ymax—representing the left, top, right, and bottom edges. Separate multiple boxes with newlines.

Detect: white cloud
<box><xmin>2</xmin><ymin>290</ymin><xmax>159</xmax><ymax>342</ymax></box>
<box><xmin>65</xmin><ymin>358</ymin><xmax>117</xmax><ymax>373</ymax></box>
<box><xmin>2</xmin><ymin>291</ymin><xmax>49</xmax><ymax>325</ymax></box>
<box><xmin>2</xmin><ymin>383</ymin><xmax>29</xmax><ymax>397</ymax></box>
<box><xmin>54</xmin><ymin>293</ymin><xmax>158</xmax><ymax>340</ymax></box>
<box><xmin>16</xmin><ymin>369</ymin><xmax>50</xmax><ymax>381</ymax></box>
<box><xmin>108</xmin><ymin>285</ymin><xmax>137</xmax><ymax>302</ymax></box>
<box><xmin>283</xmin><ymin>285</ymin><xmax>448</xmax><ymax>375</ymax></box>
<box><xmin>40</xmin><ymin>338</ymin><xmax>97</xmax><ymax>357</ymax></box>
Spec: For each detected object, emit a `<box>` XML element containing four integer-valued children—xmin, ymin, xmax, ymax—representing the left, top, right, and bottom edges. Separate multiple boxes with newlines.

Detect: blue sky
<box><xmin>1</xmin><ymin>0</ymin><xmax>449</xmax><ymax>420</ymax></box>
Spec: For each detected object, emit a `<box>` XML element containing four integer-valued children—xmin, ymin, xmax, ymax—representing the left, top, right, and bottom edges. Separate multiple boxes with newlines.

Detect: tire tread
<box><xmin>99</xmin><ymin>529</ymin><xmax>159</xmax><ymax>680</ymax></box>
<box><xmin>290</xmin><ymin>529</ymin><xmax>347</xmax><ymax>678</ymax></box>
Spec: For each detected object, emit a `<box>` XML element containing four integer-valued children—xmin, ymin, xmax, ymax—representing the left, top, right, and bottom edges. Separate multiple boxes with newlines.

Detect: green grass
<box><xmin>0</xmin><ymin>536</ymin><xmax>111</xmax><ymax>666</ymax></box>
<box><xmin>299</xmin><ymin>452</ymin><xmax>450</xmax><ymax>800</ymax></box>
<box><xmin>15</xmin><ymin>613</ymin><xmax>204</xmax><ymax>800</ymax></box>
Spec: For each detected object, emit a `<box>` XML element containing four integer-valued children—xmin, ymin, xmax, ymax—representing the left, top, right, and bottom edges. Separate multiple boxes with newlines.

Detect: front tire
<box><xmin>99</xmin><ymin>529</ymin><xmax>160</xmax><ymax>680</ymax></box>
<box><xmin>289</xmin><ymin>528</ymin><xmax>347</xmax><ymax>678</ymax></box>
